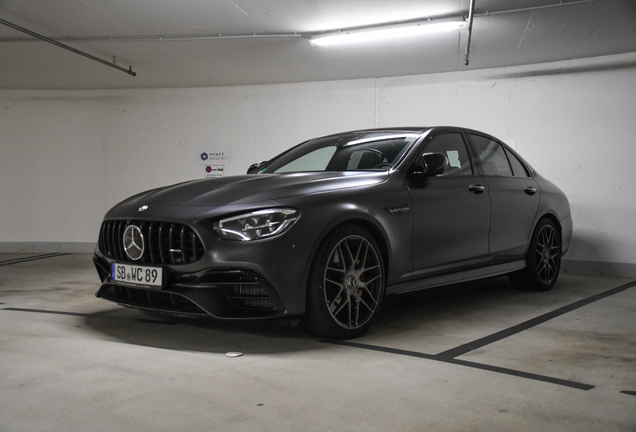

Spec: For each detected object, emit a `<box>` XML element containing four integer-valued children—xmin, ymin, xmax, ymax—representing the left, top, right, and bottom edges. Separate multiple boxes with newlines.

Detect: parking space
<box><xmin>1</xmin><ymin>253</ymin><xmax>635</xmax><ymax>431</ymax></box>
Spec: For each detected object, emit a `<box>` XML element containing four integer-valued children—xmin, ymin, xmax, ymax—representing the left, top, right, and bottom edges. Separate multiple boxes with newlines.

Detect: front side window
<box><xmin>423</xmin><ymin>132</ymin><xmax>473</xmax><ymax>176</ymax></box>
<box><xmin>259</xmin><ymin>132</ymin><xmax>421</xmax><ymax>174</ymax></box>
<box><xmin>470</xmin><ymin>134</ymin><xmax>513</xmax><ymax>177</ymax></box>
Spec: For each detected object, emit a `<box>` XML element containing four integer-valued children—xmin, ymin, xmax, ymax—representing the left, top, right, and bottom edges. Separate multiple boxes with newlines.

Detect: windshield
<box><xmin>258</xmin><ymin>132</ymin><xmax>421</xmax><ymax>174</ymax></box>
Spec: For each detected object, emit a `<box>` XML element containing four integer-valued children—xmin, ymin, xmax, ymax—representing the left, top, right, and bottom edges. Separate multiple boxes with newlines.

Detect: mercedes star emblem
<box><xmin>123</xmin><ymin>225</ymin><xmax>144</xmax><ymax>261</ymax></box>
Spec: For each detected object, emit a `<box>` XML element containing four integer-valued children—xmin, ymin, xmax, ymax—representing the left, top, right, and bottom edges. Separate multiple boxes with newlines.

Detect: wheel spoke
<box><xmin>353</xmin><ymin>299</ymin><xmax>360</xmax><ymax>327</ymax></box>
<box><xmin>362</xmin><ymin>263</ymin><xmax>379</xmax><ymax>273</ymax></box>
<box><xmin>546</xmin><ymin>260</ymin><xmax>557</xmax><ymax>278</ymax></box>
<box><xmin>358</xmin><ymin>242</ymin><xmax>369</xmax><ymax>269</ymax></box>
<box><xmin>329</xmin><ymin>288</ymin><xmax>348</xmax><ymax>315</ymax></box>
<box><xmin>346</xmin><ymin>295</ymin><xmax>353</xmax><ymax>327</ymax></box>
<box><xmin>325</xmin><ymin>277</ymin><xmax>343</xmax><ymax>286</ymax></box>
<box><xmin>341</xmin><ymin>241</ymin><xmax>355</xmax><ymax>269</ymax></box>
<box><xmin>357</xmin><ymin>293</ymin><xmax>375</xmax><ymax>312</ymax></box>
<box><xmin>537</xmin><ymin>261</ymin><xmax>548</xmax><ymax>283</ymax></box>
<box><xmin>546</xmin><ymin>228</ymin><xmax>555</xmax><ymax>246</ymax></box>
<box><xmin>353</xmin><ymin>240</ymin><xmax>363</xmax><ymax>264</ymax></box>
<box><xmin>362</xmin><ymin>273</ymin><xmax>380</xmax><ymax>285</ymax></box>
<box><xmin>359</xmin><ymin>286</ymin><xmax>378</xmax><ymax>305</ymax></box>
<box><xmin>326</xmin><ymin>265</ymin><xmax>344</xmax><ymax>272</ymax></box>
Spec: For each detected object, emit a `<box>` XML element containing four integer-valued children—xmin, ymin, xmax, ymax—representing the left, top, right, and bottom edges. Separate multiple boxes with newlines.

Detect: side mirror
<box><xmin>247</xmin><ymin>161</ymin><xmax>268</xmax><ymax>174</ymax></box>
<box><xmin>411</xmin><ymin>152</ymin><xmax>448</xmax><ymax>179</ymax></box>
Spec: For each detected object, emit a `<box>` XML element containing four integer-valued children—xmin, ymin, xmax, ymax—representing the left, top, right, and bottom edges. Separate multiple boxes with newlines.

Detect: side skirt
<box><xmin>387</xmin><ymin>260</ymin><xmax>526</xmax><ymax>295</ymax></box>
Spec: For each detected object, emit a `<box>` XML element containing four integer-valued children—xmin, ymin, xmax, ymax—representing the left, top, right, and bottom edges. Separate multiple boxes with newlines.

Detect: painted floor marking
<box><xmin>322</xmin><ymin>280</ymin><xmax>636</xmax><ymax>391</ymax></box>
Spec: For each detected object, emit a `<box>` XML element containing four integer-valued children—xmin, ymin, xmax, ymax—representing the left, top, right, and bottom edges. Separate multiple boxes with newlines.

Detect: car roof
<box><xmin>317</xmin><ymin>126</ymin><xmax>500</xmax><ymax>138</ymax></box>
<box><xmin>318</xmin><ymin>127</ymin><xmax>432</xmax><ymax>138</ymax></box>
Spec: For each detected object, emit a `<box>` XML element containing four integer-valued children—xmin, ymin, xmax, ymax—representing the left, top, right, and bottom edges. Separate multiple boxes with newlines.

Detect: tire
<box><xmin>509</xmin><ymin>218</ymin><xmax>562</xmax><ymax>291</ymax></box>
<box><xmin>303</xmin><ymin>225</ymin><xmax>385</xmax><ymax>339</ymax></box>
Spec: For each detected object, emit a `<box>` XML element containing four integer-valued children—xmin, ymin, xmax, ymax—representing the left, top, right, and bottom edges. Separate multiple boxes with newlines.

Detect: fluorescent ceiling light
<box><xmin>309</xmin><ymin>18</ymin><xmax>466</xmax><ymax>47</ymax></box>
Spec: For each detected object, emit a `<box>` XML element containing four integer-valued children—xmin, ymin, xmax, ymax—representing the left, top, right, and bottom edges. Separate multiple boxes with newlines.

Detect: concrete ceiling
<box><xmin>1</xmin><ymin>0</ymin><xmax>635</xmax><ymax>89</ymax></box>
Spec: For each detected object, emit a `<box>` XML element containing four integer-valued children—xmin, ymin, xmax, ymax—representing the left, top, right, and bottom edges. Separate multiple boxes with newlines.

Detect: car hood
<box><xmin>114</xmin><ymin>172</ymin><xmax>389</xmax><ymax>210</ymax></box>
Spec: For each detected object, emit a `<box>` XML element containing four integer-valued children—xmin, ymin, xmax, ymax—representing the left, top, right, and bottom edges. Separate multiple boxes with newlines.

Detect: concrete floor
<box><xmin>1</xmin><ymin>253</ymin><xmax>635</xmax><ymax>432</ymax></box>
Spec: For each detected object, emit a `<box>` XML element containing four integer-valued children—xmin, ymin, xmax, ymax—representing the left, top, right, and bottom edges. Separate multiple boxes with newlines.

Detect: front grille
<box><xmin>99</xmin><ymin>220</ymin><xmax>205</xmax><ymax>265</ymax></box>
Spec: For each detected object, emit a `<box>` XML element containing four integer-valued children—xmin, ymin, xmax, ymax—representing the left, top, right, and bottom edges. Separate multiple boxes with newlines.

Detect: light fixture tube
<box><xmin>309</xmin><ymin>18</ymin><xmax>466</xmax><ymax>47</ymax></box>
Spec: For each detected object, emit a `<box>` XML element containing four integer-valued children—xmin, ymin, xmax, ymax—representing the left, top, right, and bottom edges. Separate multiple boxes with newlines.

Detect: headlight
<box><xmin>213</xmin><ymin>208</ymin><xmax>300</xmax><ymax>241</ymax></box>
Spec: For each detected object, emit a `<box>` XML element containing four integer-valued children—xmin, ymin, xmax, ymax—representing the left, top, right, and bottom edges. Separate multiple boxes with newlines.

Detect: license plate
<box><xmin>111</xmin><ymin>262</ymin><xmax>163</xmax><ymax>288</ymax></box>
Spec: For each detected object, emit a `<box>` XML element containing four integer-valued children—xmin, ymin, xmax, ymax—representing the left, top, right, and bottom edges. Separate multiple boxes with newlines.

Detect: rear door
<box><xmin>468</xmin><ymin>133</ymin><xmax>540</xmax><ymax>262</ymax></box>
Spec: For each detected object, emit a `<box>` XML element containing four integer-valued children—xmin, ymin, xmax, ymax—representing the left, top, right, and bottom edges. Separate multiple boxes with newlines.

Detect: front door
<box><xmin>408</xmin><ymin>132</ymin><xmax>491</xmax><ymax>280</ymax></box>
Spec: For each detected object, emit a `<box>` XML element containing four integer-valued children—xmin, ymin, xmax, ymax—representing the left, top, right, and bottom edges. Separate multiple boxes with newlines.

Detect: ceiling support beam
<box><xmin>464</xmin><ymin>0</ymin><xmax>476</xmax><ymax>66</ymax></box>
<box><xmin>0</xmin><ymin>32</ymin><xmax>302</xmax><ymax>44</ymax></box>
<box><xmin>0</xmin><ymin>18</ymin><xmax>136</xmax><ymax>77</ymax></box>
<box><xmin>474</xmin><ymin>0</ymin><xmax>601</xmax><ymax>17</ymax></box>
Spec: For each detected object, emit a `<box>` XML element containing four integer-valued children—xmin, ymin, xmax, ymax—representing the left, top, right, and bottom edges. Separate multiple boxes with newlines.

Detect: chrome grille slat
<box><xmin>138</xmin><ymin>221</ymin><xmax>146</xmax><ymax>263</ymax></box>
<box><xmin>116</xmin><ymin>220</ymin><xmax>125</xmax><ymax>261</ymax></box>
<box><xmin>111</xmin><ymin>221</ymin><xmax>118</xmax><ymax>260</ymax></box>
<box><xmin>190</xmin><ymin>232</ymin><xmax>197</xmax><ymax>262</ymax></box>
<box><xmin>180</xmin><ymin>226</ymin><xmax>187</xmax><ymax>264</ymax></box>
<box><xmin>148</xmin><ymin>222</ymin><xmax>156</xmax><ymax>263</ymax></box>
<box><xmin>99</xmin><ymin>220</ymin><xmax>204</xmax><ymax>265</ymax></box>
<box><xmin>169</xmin><ymin>224</ymin><xmax>175</xmax><ymax>264</ymax></box>
<box><xmin>106</xmin><ymin>222</ymin><xmax>114</xmax><ymax>258</ymax></box>
<box><xmin>159</xmin><ymin>223</ymin><xmax>166</xmax><ymax>263</ymax></box>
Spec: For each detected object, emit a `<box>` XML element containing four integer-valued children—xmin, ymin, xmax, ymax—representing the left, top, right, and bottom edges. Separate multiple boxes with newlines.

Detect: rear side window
<box><xmin>470</xmin><ymin>134</ymin><xmax>513</xmax><ymax>177</ymax></box>
<box><xmin>505</xmin><ymin>148</ymin><xmax>530</xmax><ymax>177</ymax></box>
<box><xmin>423</xmin><ymin>132</ymin><xmax>474</xmax><ymax>176</ymax></box>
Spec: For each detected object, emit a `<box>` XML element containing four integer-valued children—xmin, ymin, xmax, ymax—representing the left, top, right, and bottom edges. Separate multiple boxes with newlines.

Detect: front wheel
<box><xmin>303</xmin><ymin>225</ymin><xmax>385</xmax><ymax>339</ymax></box>
<box><xmin>510</xmin><ymin>218</ymin><xmax>562</xmax><ymax>291</ymax></box>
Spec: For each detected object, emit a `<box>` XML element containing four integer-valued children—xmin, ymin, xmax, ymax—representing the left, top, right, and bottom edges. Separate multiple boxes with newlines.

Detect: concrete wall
<box><xmin>1</xmin><ymin>52</ymin><xmax>635</xmax><ymax>276</ymax></box>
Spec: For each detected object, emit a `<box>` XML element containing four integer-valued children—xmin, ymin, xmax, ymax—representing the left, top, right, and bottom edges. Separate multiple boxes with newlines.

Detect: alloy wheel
<box><xmin>534</xmin><ymin>224</ymin><xmax>561</xmax><ymax>285</ymax></box>
<box><xmin>323</xmin><ymin>235</ymin><xmax>383</xmax><ymax>329</ymax></box>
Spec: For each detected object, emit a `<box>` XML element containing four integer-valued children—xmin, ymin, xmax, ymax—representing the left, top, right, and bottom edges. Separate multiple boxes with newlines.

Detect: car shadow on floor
<box><xmin>378</xmin><ymin>276</ymin><xmax>520</xmax><ymax>322</ymax></box>
<box><xmin>80</xmin><ymin>306</ymin><xmax>318</xmax><ymax>355</ymax></box>
<box><xmin>81</xmin><ymin>276</ymin><xmax>523</xmax><ymax>355</ymax></box>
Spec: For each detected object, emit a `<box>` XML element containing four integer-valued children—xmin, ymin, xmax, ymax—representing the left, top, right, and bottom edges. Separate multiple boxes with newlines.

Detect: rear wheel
<box><xmin>510</xmin><ymin>218</ymin><xmax>562</xmax><ymax>291</ymax></box>
<box><xmin>303</xmin><ymin>225</ymin><xmax>385</xmax><ymax>339</ymax></box>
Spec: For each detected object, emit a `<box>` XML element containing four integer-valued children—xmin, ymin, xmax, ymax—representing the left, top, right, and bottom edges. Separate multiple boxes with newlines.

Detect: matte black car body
<box><xmin>93</xmin><ymin>127</ymin><xmax>572</xmax><ymax>338</ymax></box>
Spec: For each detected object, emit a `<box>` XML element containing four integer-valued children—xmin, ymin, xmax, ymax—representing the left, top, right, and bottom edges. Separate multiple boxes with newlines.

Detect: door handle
<box><xmin>469</xmin><ymin>184</ymin><xmax>485</xmax><ymax>194</ymax></box>
<box><xmin>524</xmin><ymin>187</ymin><xmax>537</xmax><ymax>196</ymax></box>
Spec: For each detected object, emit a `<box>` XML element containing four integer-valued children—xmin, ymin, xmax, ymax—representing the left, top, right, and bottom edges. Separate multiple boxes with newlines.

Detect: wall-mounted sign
<box><xmin>198</xmin><ymin>148</ymin><xmax>231</xmax><ymax>166</ymax></box>
<box><xmin>205</xmin><ymin>165</ymin><xmax>225</xmax><ymax>178</ymax></box>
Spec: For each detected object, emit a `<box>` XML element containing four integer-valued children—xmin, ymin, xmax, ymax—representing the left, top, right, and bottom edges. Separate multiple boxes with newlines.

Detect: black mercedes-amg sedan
<box><xmin>93</xmin><ymin>127</ymin><xmax>572</xmax><ymax>339</ymax></box>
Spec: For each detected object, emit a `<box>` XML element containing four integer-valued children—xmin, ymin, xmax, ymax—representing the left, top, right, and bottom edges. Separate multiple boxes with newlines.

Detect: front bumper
<box><xmin>93</xmin><ymin>254</ymin><xmax>289</xmax><ymax>319</ymax></box>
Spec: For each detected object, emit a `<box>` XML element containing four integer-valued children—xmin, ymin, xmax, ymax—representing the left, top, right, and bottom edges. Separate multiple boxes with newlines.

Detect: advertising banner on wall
<box><xmin>205</xmin><ymin>165</ymin><xmax>225</xmax><ymax>178</ymax></box>
<box><xmin>198</xmin><ymin>148</ymin><xmax>231</xmax><ymax>166</ymax></box>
